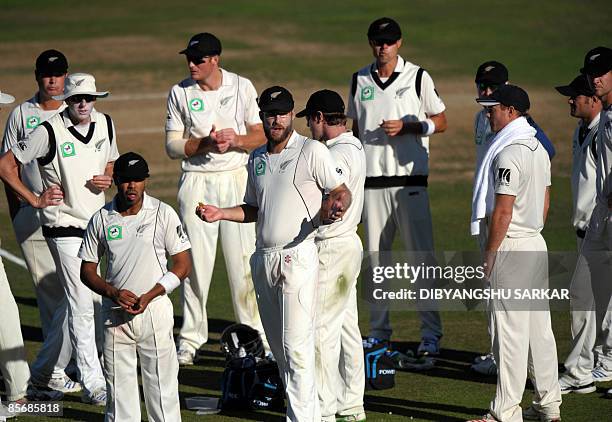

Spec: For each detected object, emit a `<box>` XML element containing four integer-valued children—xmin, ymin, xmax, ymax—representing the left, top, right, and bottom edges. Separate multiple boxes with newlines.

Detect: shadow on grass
<box><xmin>14</xmin><ymin>296</ymin><xmax>38</xmax><ymax>308</ymax></box>
<box><xmin>21</xmin><ymin>324</ymin><xmax>43</xmax><ymax>342</ymax></box>
<box><xmin>365</xmin><ymin>395</ymin><xmax>484</xmax><ymax>421</ymax></box>
<box><xmin>173</xmin><ymin>316</ymin><xmax>237</xmax><ymax>335</ymax></box>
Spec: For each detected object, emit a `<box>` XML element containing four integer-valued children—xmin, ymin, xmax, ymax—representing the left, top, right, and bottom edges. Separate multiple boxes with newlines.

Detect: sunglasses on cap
<box><xmin>67</xmin><ymin>94</ymin><xmax>96</xmax><ymax>103</ymax></box>
<box><xmin>477</xmin><ymin>83</ymin><xmax>501</xmax><ymax>92</ymax></box>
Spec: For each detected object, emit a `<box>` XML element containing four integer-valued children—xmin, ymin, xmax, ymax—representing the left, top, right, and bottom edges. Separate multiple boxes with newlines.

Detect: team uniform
<box><xmin>166</xmin><ymin>69</ymin><xmax>265</xmax><ymax>354</ymax></box>
<box><xmin>314</xmin><ymin>132</ymin><xmax>366</xmax><ymax>421</ymax></box>
<box><xmin>79</xmin><ymin>193</ymin><xmax>190</xmax><ymax>422</ymax></box>
<box><xmin>1</xmin><ymin>95</ymin><xmax>74</xmax><ymax>388</ymax></box>
<box><xmin>486</xmin><ymin>136</ymin><xmax>561</xmax><ymax>422</ymax></box>
<box><xmin>245</xmin><ymin>131</ymin><xmax>342</xmax><ymax>421</ymax></box>
<box><xmin>11</xmin><ymin>108</ymin><xmax>118</xmax><ymax>399</ymax></box>
<box><xmin>347</xmin><ymin>55</ymin><xmax>443</xmax><ymax>342</ymax></box>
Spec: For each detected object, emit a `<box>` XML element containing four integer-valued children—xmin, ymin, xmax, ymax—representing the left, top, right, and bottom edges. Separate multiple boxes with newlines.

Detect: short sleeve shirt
<box><xmin>165</xmin><ymin>68</ymin><xmax>261</xmax><ymax>173</ymax></box>
<box><xmin>244</xmin><ymin>131</ymin><xmax>342</xmax><ymax>250</ymax></box>
<box><xmin>79</xmin><ymin>194</ymin><xmax>191</xmax><ymax>308</ymax></box>
<box><xmin>493</xmin><ymin>138</ymin><xmax>551</xmax><ymax>237</ymax></box>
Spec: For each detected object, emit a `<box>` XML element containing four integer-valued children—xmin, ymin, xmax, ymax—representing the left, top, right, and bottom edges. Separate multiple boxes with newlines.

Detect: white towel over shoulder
<box><xmin>470</xmin><ymin>116</ymin><xmax>536</xmax><ymax>235</ymax></box>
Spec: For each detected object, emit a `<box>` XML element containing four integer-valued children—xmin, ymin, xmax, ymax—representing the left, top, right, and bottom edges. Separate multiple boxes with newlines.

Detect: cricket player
<box><xmin>1</xmin><ymin>49</ymin><xmax>77</xmax><ymax>394</ymax></box>
<box><xmin>469</xmin><ymin>85</ymin><xmax>561</xmax><ymax>422</ymax></box>
<box><xmin>297</xmin><ymin>89</ymin><xmax>366</xmax><ymax>422</ymax></box>
<box><xmin>471</xmin><ymin>61</ymin><xmax>557</xmax><ymax>376</ymax></box>
<box><xmin>196</xmin><ymin>86</ymin><xmax>352</xmax><ymax>421</ymax></box>
<box><xmin>0</xmin><ymin>73</ymin><xmax>119</xmax><ymax>405</ymax></box>
<box><xmin>165</xmin><ymin>32</ymin><xmax>267</xmax><ymax>365</ymax></box>
<box><xmin>80</xmin><ymin>152</ymin><xmax>191</xmax><ymax>422</ymax></box>
<box><xmin>555</xmin><ymin>73</ymin><xmax>605</xmax><ymax>394</ymax></box>
<box><xmin>577</xmin><ymin>46</ymin><xmax>612</xmax><ymax>397</ymax></box>
<box><xmin>347</xmin><ymin>17</ymin><xmax>446</xmax><ymax>355</ymax></box>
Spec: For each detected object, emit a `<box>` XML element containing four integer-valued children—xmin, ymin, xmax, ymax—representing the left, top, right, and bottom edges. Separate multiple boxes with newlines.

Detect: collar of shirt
<box><xmin>326</xmin><ymin>131</ymin><xmax>354</xmax><ymax>148</ymax></box>
<box><xmin>187</xmin><ymin>68</ymin><xmax>233</xmax><ymax>91</ymax></box>
<box><xmin>266</xmin><ymin>130</ymin><xmax>300</xmax><ymax>155</ymax></box>
<box><xmin>108</xmin><ymin>192</ymin><xmax>156</xmax><ymax>216</ymax></box>
<box><xmin>29</xmin><ymin>93</ymin><xmax>67</xmax><ymax>112</ymax></box>
<box><xmin>371</xmin><ymin>55</ymin><xmax>406</xmax><ymax>74</ymax></box>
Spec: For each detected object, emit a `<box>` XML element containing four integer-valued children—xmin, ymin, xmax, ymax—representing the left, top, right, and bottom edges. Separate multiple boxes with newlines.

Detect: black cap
<box><xmin>367</xmin><ymin>17</ymin><xmax>402</xmax><ymax>43</ymax></box>
<box><xmin>475</xmin><ymin>61</ymin><xmax>508</xmax><ymax>85</ymax></box>
<box><xmin>581</xmin><ymin>46</ymin><xmax>612</xmax><ymax>77</ymax></box>
<box><xmin>296</xmin><ymin>89</ymin><xmax>345</xmax><ymax>117</ymax></box>
<box><xmin>476</xmin><ymin>84</ymin><xmax>530</xmax><ymax>113</ymax></box>
<box><xmin>113</xmin><ymin>152</ymin><xmax>150</xmax><ymax>181</ymax></box>
<box><xmin>179</xmin><ymin>33</ymin><xmax>222</xmax><ymax>57</ymax></box>
<box><xmin>258</xmin><ymin>86</ymin><xmax>294</xmax><ymax>114</ymax></box>
<box><xmin>35</xmin><ymin>49</ymin><xmax>68</xmax><ymax>76</ymax></box>
<box><xmin>555</xmin><ymin>74</ymin><xmax>594</xmax><ymax>97</ymax></box>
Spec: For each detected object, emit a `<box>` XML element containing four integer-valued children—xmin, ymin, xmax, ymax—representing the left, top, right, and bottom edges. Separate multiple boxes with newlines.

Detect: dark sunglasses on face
<box><xmin>477</xmin><ymin>83</ymin><xmax>500</xmax><ymax>92</ymax></box>
<box><xmin>67</xmin><ymin>94</ymin><xmax>96</xmax><ymax>103</ymax></box>
<box><xmin>186</xmin><ymin>55</ymin><xmax>209</xmax><ymax>65</ymax></box>
<box><xmin>372</xmin><ymin>39</ymin><xmax>397</xmax><ymax>47</ymax></box>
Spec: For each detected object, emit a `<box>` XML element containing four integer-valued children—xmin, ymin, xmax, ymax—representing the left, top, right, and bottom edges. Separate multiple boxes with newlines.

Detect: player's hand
<box><xmin>380</xmin><ymin>119</ymin><xmax>404</xmax><ymax>137</ymax></box>
<box><xmin>483</xmin><ymin>251</ymin><xmax>496</xmax><ymax>280</ymax></box>
<box><xmin>195</xmin><ymin>202</ymin><xmax>223</xmax><ymax>223</ymax></box>
<box><xmin>215</xmin><ymin>128</ymin><xmax>239</xmax><ymax>152</ymax></box>
<box><xmin>88</xmin><ymin>175</ymin><xmax>113</xmax><ymax>191</ymax></box>
<box><xmin>126</xmin><ymin>292</ymin><xmax>153</xmax><ymax>315</ymax></box>
<box><xmin>34</xmin><ymin>185</ymin><xmax>63</xmax><ymax>208</ymax></box>
<box><xmin>111</xmin><ymin>289</ymin><xmax>140</xmax><ymax>311</ymax></box>
<box><xmin>320</xmin><ymin>197</ymin><xmax>345</xmax><ymax>225</ymax></box>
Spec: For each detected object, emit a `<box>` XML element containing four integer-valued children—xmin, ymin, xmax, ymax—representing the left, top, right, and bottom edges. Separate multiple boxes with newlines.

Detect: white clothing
<box><xmin>571</xmin><ymin>117</ymin><xmax>600</xmax><ymax>231</ymax></box>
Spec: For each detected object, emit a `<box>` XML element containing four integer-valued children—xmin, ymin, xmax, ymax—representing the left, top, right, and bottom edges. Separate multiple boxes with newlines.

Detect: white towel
<box><xmin>470</xmin><ymin>116</ymin><xmax>536</xmax><ymax>235</ymax></box>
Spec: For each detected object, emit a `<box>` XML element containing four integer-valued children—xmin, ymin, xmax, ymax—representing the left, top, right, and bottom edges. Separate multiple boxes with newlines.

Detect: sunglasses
<box><xmin>371</xmin><ymin>39</ymin><xmax>397</xmax><ymax>47</ymax></box>
<box><xmin>477</xmin><ymin>83</ymin><xmax>501</xmax><ymax>92</ymax></box>
<box><xmin>186</xmin><ymin>55</ymin><xmax>210</xmax><ymax>65</ymax></box>
<box><xmin>67</xmin><ymin>94</ymin><xmax>96</xmax><ymax>103</ymax></box>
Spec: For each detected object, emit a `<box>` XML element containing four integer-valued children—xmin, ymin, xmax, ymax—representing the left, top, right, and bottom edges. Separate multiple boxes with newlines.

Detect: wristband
<box><xmin>158</xmin><ymin>271</ymin><xmax>181</xmax><ymax>294</ymax></box>
<box><xmin>420</xmin><ymin>119</ymin><xmax>436</xmax><ymax>136</ymax></box>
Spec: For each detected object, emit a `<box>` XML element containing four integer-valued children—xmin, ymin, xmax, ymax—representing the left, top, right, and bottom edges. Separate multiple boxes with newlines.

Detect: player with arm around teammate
<box><xmin>79</xmin><ymin>152</ymin><xmax>192</xmax><ymax>422</ymax></box>
<box><xmin>197</xmin><ymin>86</ymin><xmax>352</xmax><ymax>421</ymax></box>
<box><xmin>298</xmin><ymin>89</ymin><xmax>366</xmax><ymax>422</ymax></box>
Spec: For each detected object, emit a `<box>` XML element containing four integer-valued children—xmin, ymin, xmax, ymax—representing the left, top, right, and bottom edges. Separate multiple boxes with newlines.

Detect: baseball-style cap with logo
<box><xmin>35</xmin><ymin>49</ymin><xmax>68</xmax><ymax>76</ymax></box>
<box><xmin>258</xmin><ymin>86</ymin><xmax>294</xmax><ymax>114</ymax></box>
<box><xmin>296</xmin><ymin>89</ymin><xmax>345</xmax><ymax>117</ymax></box>
<box><xmin>113</xmin><ymin>152</ymin><xmax>150</xmax><ymax>181</ymax></box>
<box><xmin>476</xmin><ymin>84</ymin><xmax>530</xmax><ymax>113</ymax></box>
<box><xmin>475</xmin><ymin>61</ymin><xmax>509</xmax><ymax>85</ymax></box>
<box><xmin>580</xmin><ymin>46</ymin><xmax>612</xmax><ymax>77</ymax></box>
<box><xmin>555</xmin><ymin>74</ymin><xmax>594</xmax><ymax>97</ymax></box>
<box><xmin>180</xmin><ymin>33</ymin><xmax>222</xmax><ymax>57</ymax></box>
<box><xmin>0</xmin><ymin>89</ymin><xmax>15</xmax><ymax>105</ymax></box>
<box><xmin>367</xmin><ymin>17</ymin><xmax>402</xmax><ymax>43</ymax></box>
<box><xmin>52</xmin><ymin>73</ymin><xmax>109</xmax><ymax>101</ymax></box>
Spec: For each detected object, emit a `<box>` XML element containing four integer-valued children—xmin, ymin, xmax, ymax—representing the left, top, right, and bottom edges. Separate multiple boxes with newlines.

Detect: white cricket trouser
<box><xmin>363</xmin><ymin>186</ymin><xmax>442</xmax><ymax>340</ymax></box>
<box><xmin>46</xmin><ymin>237</ymin><xmax>105</xmax><ymax>396</ymax></box>
<box><xmin>177</xmin><ymin>167</ymin><xmax>265</xmax><ymax>352</ymax></box>
<box><xmin>0</xmin><ymin>246</ymin><xmax>30</xmax><ymax>401</ymax></box>
<box><xmin>565</xmin><ymin>216</ymin><xmax>612</xmax><ymax>382</ymax></box>
<box><xmin>104</xmin><ymin>296</ymin><xmax>180</xmax><ymax>422</ymax></box>
<box><xmin>315</xmin><ymin>233</ymin><xmax>365</xmax><ymax>421</ymax></box>
<box><xmin>489</xmin><ymin>235</ymin><xmax>561</xmax><ymax>422</ymax></box>
<box><xmin>13</xmin><ymin>205</ymin><xmax>72</xmax><ymax>383</ymax></box>
<box><xmin>250</xmin><ymin>242</ymin><xmax>321</xmax><ymax>422</ymax></box>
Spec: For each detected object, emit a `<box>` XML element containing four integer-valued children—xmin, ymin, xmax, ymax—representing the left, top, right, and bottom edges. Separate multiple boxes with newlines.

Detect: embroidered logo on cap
<box><xmin>128</xmin><ymin>159</ymin><xmax>139</xmax><ymax>166</ymax></box>
<box><xmin>48</xmin><ymin>56</ymin><xmax>59</xmax><ymax>62</ymax></box>
<box><xmin>270</xmin><ymin>91</ymin><xmax>282</xmax><ymax>99</ymax></box>
<box><xmin>589</xmin><ymin>53</ymin><xmax>601</xmax><ymax>62</ymax></box>
<box><xmin>484</xmin><ymin>65</ymin><xmax>495</xmax><ymax>72</ymax></box>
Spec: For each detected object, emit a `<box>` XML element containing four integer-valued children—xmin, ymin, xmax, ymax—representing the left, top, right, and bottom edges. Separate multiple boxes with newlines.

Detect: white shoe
<box><xmin>36</xmin><ymin>375</ymin><xmax>82</xmax><ymax>393</ymax></box>
<box><xmin>336</xmin><ymin>412</ymin><xmax>366</xmax><ymax>421</ymax></box>
<box><xmin>0</xmin><ymin>403</ymin><xmax>16</xmax><ymax>419</ymax></box>
<box><xmin>82</xmin><ymin>388</ymin><xmax>106</xmax><ymax>406</ymax></box>
<box><xmin>471</xmin><ymin>353</ymin><xmax>497</xmax><ymax>376</ymax></box>
<box><xmin>558</xmin><ymin>374</ymin><xmax>595</xmax><ymax>394</ymax></box>
<box><xmin>177</xmin><ymin>347</ymin><xmax>195</xmax><ymax>366</ymax></box>
<box><xmin>522</xmin><ymin>405</ymin><xmax>561</xmax><ymax>421</ymax></box>
<box><xmin>592</xmin><ymin>362</ymin><xmax>612</xmax><ymax>382</ymax></box>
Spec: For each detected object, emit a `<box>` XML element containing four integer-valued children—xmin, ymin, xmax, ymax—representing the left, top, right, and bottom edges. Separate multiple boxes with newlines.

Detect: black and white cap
<box><xmin>555</xmin><ymin>74</ymin><xmax>594</xmax><ymax>97</ymax></box>
<box><xmin>35</xmin><ymin>49</ymin><xmax>68</xmax><ymax>76</ymax></box>
<box><xmin>296</xmin><ymin>89</ymin><xmax>345</xmax><ymax>117</ymax></box>
<box><xmin>113</xmin><ymin>152</ymin><xmax>150</xmax><ymax>181</ymax></box>
<box><xmin>475</xmin><ymin>61</ymin><xmax>508</xmax><ymax>85</ymax></box>
<box><xmin>258</xmin><ymin>86</ymin><xmax>294</xmax><ymax>114</ymax></box>
<box><xmin>179</xmin><ymin>33</ymin><xmax>222</xmax><ymax>57</ymax></box>
<box><xmin>52</xmin><ymin>73</ymin><xmax>109</xmax><ymax>101</ymax></box>
<box><xmin>476</xmin><ymin>84</ymin><xmax>530</xmax><ymax>113</ymax></box>
<box><xmin>580</xmin><ymin>46</ymin><xmax>612</xmax><ymax>77</ymax></box>
<box><xmin>367</xmin><ymin>17</ymin><xmax>402</xmax><ymax>43</ymax></box>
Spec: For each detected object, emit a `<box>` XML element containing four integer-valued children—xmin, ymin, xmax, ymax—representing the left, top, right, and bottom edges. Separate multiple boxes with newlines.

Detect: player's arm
<box><xmin>381</xmin><ymin>111</ymin><xmax>448</xmax><ymax>137</ymax></box>
<box><xmin>321</xmin><ymin>183</ymin><xmax>352</xmax><ymax>223</ymax></box>
<box><xmin>196</xmin><ymin>203</ymin><xmax>258</xmax><ymax>223</ymax></box>
<box><xmin>3</xmin><ymin>174</ymin><xmax>22</xmax><ymax>220</ymax></box>
<box><xmin>483</xmin><ymin>193</ymin><xmax>515</xmax><ymax>277</ymax></box>
<box><xmin>216</xmin><ymin>123</ymin><xmax>265</xmax><ymax>153</ymax></box>
<box><xmin>0</xmin><ymin>150</ymin><xmax>63</xmax><ymax>208</ymax></box>
<box><xmin>80</xmin><ymin>261</ymin><xmax>140</xmax><ymax>311</ymax></box>
<box><xmin>543</xmin><ymin>186</ymin><xmax>550</xmax><ymax>224</ymax></box>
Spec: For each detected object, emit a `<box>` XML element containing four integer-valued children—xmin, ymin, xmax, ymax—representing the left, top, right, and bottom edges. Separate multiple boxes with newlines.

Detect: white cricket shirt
<box><xmin>79</xmin><ymin>193</ymin><xmax>191</xmax><ymax>309</ymax></box>
<box><xmin>1</xmin><ymin>95</ymin><xmax>66</xmax><ymax>195</ymax></box>
<box><xmin>165</xmin><ymin>68</ymin><xmax>261</xmax><ymax>173</ymax></box>
<box><xmin>316</xmin><ymin>131</ymin><xmax>365</xmax><ymax>240</ymax></box>
<box><xmin>474</xmin><ymin>108</ymin><xmax>495</xmax><ymax>170</ymax></box>
<box><xmin>571</xmin><ymin>116</ymin><xmax>599</xmax><ymax>231</ymax></box>
<box><xmin>493</xmin><ymin>138</ymin><xmax>551</xmax><ymax>238</ymax></box>
<box><xmin>244</xmin><ymin>131</ymin><xmax>343</xmax><ymax>250</ymax></box>
<box><xmin>11</xmin><ymin>109</ymin><xmax>119</xmax><ymax>229</ymax></box>
<box><xmin>346</xmin><ymin>56</ymin><xmax>446</xmax><ymax>177</ymax></box>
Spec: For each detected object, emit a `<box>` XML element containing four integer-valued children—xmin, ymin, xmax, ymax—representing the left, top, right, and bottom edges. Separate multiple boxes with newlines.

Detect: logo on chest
<box><xmin>255</xmin><ymin>160</ymin><xmax>266</xmax><ymax>176</ymax></box>
<box><xmin>26</xmin><ymin>116</ymin><xmax>41</xmax><ymax>129</ymax></box>
<box><xmin>189</xmin><ymin>98</ymin><xmax>204</xmax><ymax>112</ymax></box>
<box><xmin>279</xmin><ymin>159</ymin><xmax>294</xmax><ymax>173</ymax></box>
<box><xmin>60</xmin><ymin>141</ymin><xmax>76</xmax><ymax>158</ymax></box>
<box><xmin>106</xmin><ymin>224</ymin><xmax>123</xmax><ymax>240</ymax></box>
<box><xmin>395</xmin><ymin>86</ymin><xmax>410</xmax><ymax>99</ymax></box>
<box><xmin>360</xmin><ymin>86</ymin><xmax>375</xmax><ymax>101</ymax></box>
<box><xmin>94</xmin><ymin>138</ymin><xmax>107</xmax><ymax>152</ymax></box>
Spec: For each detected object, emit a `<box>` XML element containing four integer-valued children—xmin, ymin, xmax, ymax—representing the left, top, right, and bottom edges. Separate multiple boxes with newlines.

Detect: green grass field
<box><xmin>1</xmin><ymin>1</ymin><xmax>611</xmax><ymax>420</ymax></box>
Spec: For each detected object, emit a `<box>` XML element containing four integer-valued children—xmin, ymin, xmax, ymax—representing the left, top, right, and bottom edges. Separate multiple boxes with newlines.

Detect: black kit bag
<box><xmin>249</xmin><ymin>358</ymin><xmax>285</xmax><ymax>410</ymax></box>
<box><xmin>220</xmin><ymin>355</ymin><xmax>257</xmax><ymax>410</ymax></box>
<box><xmin>363</xmin><ymin>342</ymin><xmax>396</xmax><ymax>390</ymax></box>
